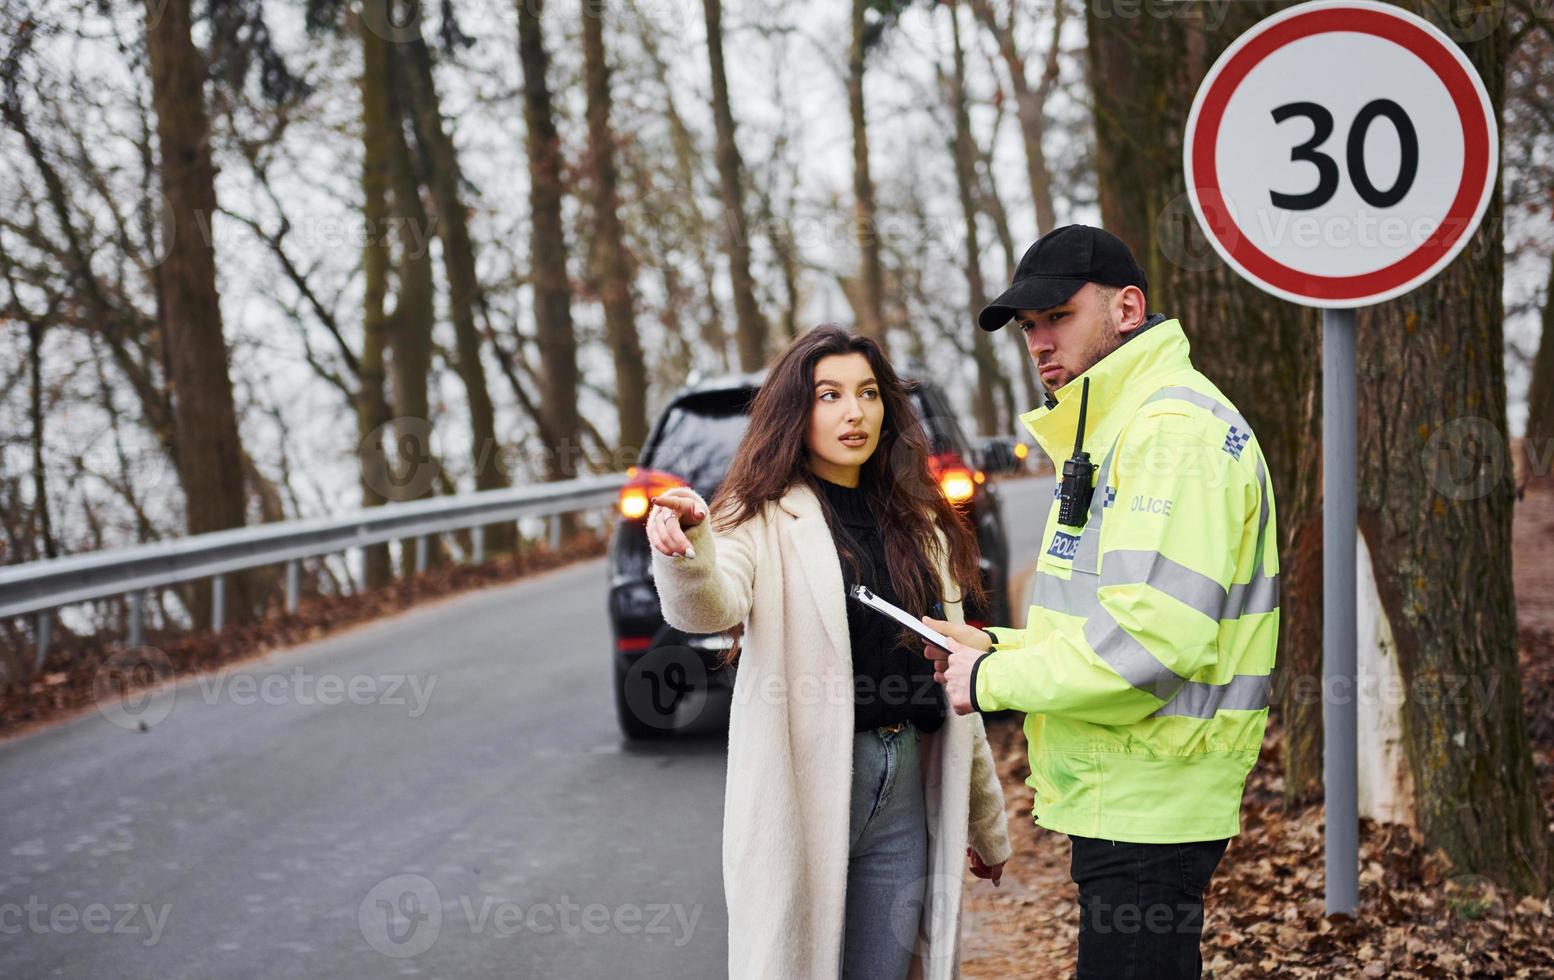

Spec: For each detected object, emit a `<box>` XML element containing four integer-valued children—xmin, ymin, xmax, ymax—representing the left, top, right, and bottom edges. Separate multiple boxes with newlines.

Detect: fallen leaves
<box><xmin>961</xmin><ymin>713</ymin><xmax>1554</xmax><ymax>979</ymax></box>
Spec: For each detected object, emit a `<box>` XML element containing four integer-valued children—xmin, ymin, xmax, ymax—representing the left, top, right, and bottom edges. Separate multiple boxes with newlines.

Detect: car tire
<box><xmin>613</xmin><ymin>655</ymin><xmax>680</xmax><ymax>740</ymax></box>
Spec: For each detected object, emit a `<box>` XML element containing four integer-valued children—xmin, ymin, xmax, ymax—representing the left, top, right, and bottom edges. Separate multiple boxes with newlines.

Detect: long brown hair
<box><xmin>709</xmin><ymin>325</ymin><xmax>984</xmax><ymax>666</ymax></box>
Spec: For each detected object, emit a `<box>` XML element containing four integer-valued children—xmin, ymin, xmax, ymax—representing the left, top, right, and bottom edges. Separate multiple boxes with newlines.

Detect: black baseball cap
<box><xmin>978</xmin><ymin>224</ymin><xmax>1148</xmax><ymax>331</ymax></box>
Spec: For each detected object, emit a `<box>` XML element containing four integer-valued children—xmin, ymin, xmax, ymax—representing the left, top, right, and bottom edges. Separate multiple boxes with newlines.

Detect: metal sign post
<box><xmin>1322</xmin><ymin>307</ymin><xmax>1358</xmax><ymax>914</ymax></box>
<box><xmin>1183</xmin><ymin>1</ymin><xmax>1498</xmax><ymax>916</ymax></box>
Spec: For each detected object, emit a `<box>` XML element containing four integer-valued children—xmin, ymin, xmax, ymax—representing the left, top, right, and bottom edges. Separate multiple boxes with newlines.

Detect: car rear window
<box><xmin>645</xmin><ymin>390</ymin><xmax>755</xmax><ymax>491</ymax></box>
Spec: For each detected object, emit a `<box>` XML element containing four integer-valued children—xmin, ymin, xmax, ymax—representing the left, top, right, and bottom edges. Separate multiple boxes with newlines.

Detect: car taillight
<box><xmin>929</xmin><ymin>453</ymin><xmax>978</xmax><ymax>505</ymax></box>
<box><xmin>619</xmin><ymin>466</ymin><xmax>688</xmax><ymax>520</ymax></box>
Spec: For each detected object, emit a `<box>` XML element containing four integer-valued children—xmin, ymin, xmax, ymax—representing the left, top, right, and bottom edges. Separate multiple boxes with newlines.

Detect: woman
<box><xmin>646</xmin><ymin>326</ymin><xmax>1012</xmax><ymax>980</ymax></box>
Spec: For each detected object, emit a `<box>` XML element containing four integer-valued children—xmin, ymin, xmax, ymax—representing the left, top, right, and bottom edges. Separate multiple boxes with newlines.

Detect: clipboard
<box><xmin>848</xmin><ymin>585</ymin><xmax>958</xmax><ymax>650</ymax></box>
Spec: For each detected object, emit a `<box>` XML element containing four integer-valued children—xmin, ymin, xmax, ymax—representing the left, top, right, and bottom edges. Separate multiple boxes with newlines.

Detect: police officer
<box><xmin>921</xmin><ymin>225</ymin><xmax>1279</xmax><ymax>979</ymax></box>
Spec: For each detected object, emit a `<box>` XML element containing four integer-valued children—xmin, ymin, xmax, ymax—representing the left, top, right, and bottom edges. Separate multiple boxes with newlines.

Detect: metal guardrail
<box><xmin>1</xmin><ymin>472</ymin><xmax>629</xmax><ymax>667</ymax></box>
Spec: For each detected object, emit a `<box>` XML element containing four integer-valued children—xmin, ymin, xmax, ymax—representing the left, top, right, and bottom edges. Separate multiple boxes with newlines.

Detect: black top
<box><xmin>816</xmin><ymin>477</ymin><xmax>947</xmax><ymax>734</ymax></box>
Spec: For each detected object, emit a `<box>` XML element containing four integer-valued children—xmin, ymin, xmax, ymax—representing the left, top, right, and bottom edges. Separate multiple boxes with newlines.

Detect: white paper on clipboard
<box><xmin>848</xmin><ymin>585</ymin><xmax>957</xmax><ymax>650</ymax></box>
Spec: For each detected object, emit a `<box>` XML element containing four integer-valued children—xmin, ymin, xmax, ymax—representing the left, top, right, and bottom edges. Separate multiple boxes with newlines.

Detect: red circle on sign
<box><xmin>1189</xmin><ymin>5</ymin><xmax>1492</xmax><ymax>303</ymax></box>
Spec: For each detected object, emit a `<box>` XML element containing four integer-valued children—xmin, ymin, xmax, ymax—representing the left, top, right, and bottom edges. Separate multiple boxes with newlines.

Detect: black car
<box><xmin>606</xmin><ymin>371</ymin><xmax>1014</xmax><ymax>739</ymax></box>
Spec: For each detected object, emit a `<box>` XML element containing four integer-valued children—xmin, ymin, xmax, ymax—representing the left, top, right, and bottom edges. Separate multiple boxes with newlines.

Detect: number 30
<box><xmin>1269</xmin><ymin>99</ymin><xmax>1419</xmax><ymax>210</ymax></box>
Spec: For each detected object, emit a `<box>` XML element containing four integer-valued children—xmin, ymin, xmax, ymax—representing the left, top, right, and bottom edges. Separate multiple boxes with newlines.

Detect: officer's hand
<box><xmin>921</xmin><ymin>616</ymin><xmax>992</xmax><ymax>653</ymax></box>
<box><xmin>968</xmin><ymin>846</ymin><xmax>1005</xmax><ymax>887</ymax></box>
<box><xmin>922</xmin><ymin>636</ymin><xmax>983</xmax><ymax>715</ymax></box>
<box><xmin>646</xmin><ymin>489</ymin><xmax>705</xmax><ymax>558</ymax></box>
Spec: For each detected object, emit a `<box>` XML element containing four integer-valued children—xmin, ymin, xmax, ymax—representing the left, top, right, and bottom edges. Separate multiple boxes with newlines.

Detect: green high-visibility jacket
<box><xmin>972</xmin><ymin>317</ymin><xmax>1278</xmax><ymax>843</ymax></box>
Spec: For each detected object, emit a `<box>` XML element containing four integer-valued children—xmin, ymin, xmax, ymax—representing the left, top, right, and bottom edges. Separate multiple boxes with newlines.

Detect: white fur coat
<box><xmin>651</xmin><ymin>481</ymin><xmax>1012</xmax><ymax>980</ymax></box>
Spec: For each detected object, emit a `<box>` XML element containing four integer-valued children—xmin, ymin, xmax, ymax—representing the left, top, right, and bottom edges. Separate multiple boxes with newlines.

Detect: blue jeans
<box><xmin>840</xmin><ymin>722</ymin><xmax>927</xmax><ymax>980</ymax></box>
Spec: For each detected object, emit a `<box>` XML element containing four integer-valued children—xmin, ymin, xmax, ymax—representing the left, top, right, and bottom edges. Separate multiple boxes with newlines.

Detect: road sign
<box><xmin>1183</xmin><ymin>0</ymin><xmax>1498</xmax><ymax>308</ymax></box>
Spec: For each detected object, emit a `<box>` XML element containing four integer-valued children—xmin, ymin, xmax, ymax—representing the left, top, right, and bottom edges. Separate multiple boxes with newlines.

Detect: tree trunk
<box><xmin>947</xmin><ymin>0</ymin><xmax>1002</xmax><ymax>435</ymax></box>
<box><xmin>519</xmin><ymin>0</ymin><xmax>582</xmax><ymax>499</ymax></box>
<box><xmin>28</xmin><ymin>318</ymin><xmax>57</xmax><ymax>561</ymax></box>
<box><xmin>1524</xmin><ymin>254</ymin><xmax>1554</xmax><ymax>480</ymax></box>
<box><xmin>1353</xmin><ymin>11</ymin><xmax>1551</xmax><ymax>894</ymax></box>
<box><xmin>356</xmin><ymin>1</ymin><xmax>395</xmax><ymax>588</ymax></box>
<box><xmin>848</xmin><ymin>0</ymin><xmax>885</xmax><ymax>343</ymax></box>
<box><xmin>143</xmin><ymin>0</ymin><xmax>254</xmax><ymax>625</ymax></box>
<box><xmin>400</xmin><ymin>20</ymin><xmax>510</xmax><ymax>546</ymax></box>
<box><xmin>633</xmin><ymin>7</ymin><xmax>729</xmax><ymax>370</ymax></box>
<box><xmin>582</xmin><ymin>1</ymin><xmax>649</xmax><ymax>458</ymax></box>
<box><xmin>384</xmin><ymin>44</ymin><xmax>446</xmax><ymax>570</ymax></box>
<box><xmin>969</xmin><ymin>0</ymin><xmax>1062</xmax><ymax>236</ymax></box>
<box><xmin>702</xmin><ymin>0</ymin><xmax>767</xmax><ymax>370</ymax></box>
<box><xmin>1085</xmin><ymin>1</ymin><xmax>1323</xmax><ymax>805</ymax></box>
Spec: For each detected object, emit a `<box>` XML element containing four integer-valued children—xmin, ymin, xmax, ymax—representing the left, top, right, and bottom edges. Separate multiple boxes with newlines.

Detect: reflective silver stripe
<box><xmin>1151</xmin><ymin>673</ymin><xmax>1271</xmax><ymax>718</ymax></box>
<box><xmin>1100</xmin><ymin>549</ymin><xmax>1226</xmax><ymax>622</ymax></box>
<box><xmin>1225</xmin><ymin>574</ymin><xmax>1280</xmax><ymax>617</ymax></box>
<box><xmin>1145</xmin><ymin>385</ymin><xmax>1250</xmax><ymax>435</ymax></box>
<box><xmin>1252</xmin><ymin>456</ymin><xmax>1270</xmax><ymax>571</ymax></box>
<box><xmin>1223</xmin><ymin>455</ymin><xmax>1278</xmax><ymax>617</ymax></box>
<box><xmin>1041</xmin><ymin>564</ymin><xmax>1272</xmax><ymax>710</ymax></box>
<box><xmin>1035</xmin><ymin>569</ymin><xmax>1185</xmax><ymax>700</ymax></box>
<box><xmin>1083</xmin><ymin>607</ymin><xmax>1187</xmax><ymax>701</ymax></box>
<box><xmin>1101</xmin><ymin>548</ymin><xmax>1281</xmax><ymax>621</ymax></box>
<box><xmin>1037</xmin><ymin>569</ymin><xmax>1095</xmax><ymax>615</ymax></box>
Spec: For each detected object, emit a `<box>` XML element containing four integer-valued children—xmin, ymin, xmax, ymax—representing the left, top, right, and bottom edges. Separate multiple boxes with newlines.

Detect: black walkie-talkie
<box><xmin>1056</xmin><ymin>378</ymin><xmax>1095</xmax><ymax>527</ymax></box>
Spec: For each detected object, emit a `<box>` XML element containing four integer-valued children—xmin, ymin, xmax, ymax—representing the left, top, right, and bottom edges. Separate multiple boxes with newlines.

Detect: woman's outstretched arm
<box><xmin>648</xmin><ymin>488</ymin><xmax>758</xmax><ymax>635</ymax></box>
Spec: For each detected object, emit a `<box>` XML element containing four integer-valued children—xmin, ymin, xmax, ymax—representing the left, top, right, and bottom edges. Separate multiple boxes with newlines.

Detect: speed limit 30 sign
<box><xmin>1183</xmin><ymin>0</ymin><xmax>1497</xmax><ymax>307</ymax></box>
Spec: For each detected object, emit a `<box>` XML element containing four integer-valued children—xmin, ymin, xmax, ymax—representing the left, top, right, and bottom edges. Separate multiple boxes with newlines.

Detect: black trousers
<box><xmin>1068</xmin><ymin>834</ymin><xmax>1230</xmax><ymax>980</ymax></box>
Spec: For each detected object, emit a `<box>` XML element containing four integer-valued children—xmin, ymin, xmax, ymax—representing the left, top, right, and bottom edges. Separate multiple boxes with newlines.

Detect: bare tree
<box><xmin>630</xmin><ymin>3</ymin><xmax>730</xmax><ymax>372</ymax></box>
<box><xmin>519</xmin><ymin>0</ymin><xmax>582</xmax><ymax>500</ymax></box>
<box><xmin>944</xmin><ymin>0</ymin><xmax>1002</xmax><ymax>434</ymax></box>
<box><xmin>702</xmin><ymin>0</ymin><xmax>768</xmax><ymax>370</ymax></box>
<box><xmin>400</xmin><ymin>18</ymin><xmax>510</xmax><ymax>537</ymax></box>
<box><xmin>143</xmin><ymin>0</ymin><xmax>255</xmax><ymax>623</ymax></box>
<box><xmin>969</xmin><ymin>0</ymin><xmax>1064</xmax><ymax>235</ymax></box>
<box><xmin>385</xmin><ymin>39</ymin><xmax>441</xmax><ymax>558</ymax></box>
<box><xmin>848</xmin><ymin>0</ymin><xmax>885</xmax><ymax>341</ymax></box>
<box><xmin>582</xmin><ymin>0</ymin><xmax>649</xmax><ymax>455</ymax></box>
<box><xmin>1527</xmin><ymin>256</ymin><xmax>1554</xmax><ymax>475</ymax></box>
<box><xmin>1506</xmin><ymin>10</ymin><xmax>1554</xmax><ymax>481</ymax></box>
<box><xmin>355</xmin><ymin>0</ymin><xmax>395</xmax><ymax>586</ymax></box>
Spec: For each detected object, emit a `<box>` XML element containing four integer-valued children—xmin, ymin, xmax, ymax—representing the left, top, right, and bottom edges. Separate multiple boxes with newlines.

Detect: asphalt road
<box><xmin>0</xmin><ymin>474</ymin><xmax>1053</xmax><ymax>979</ymax></box>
